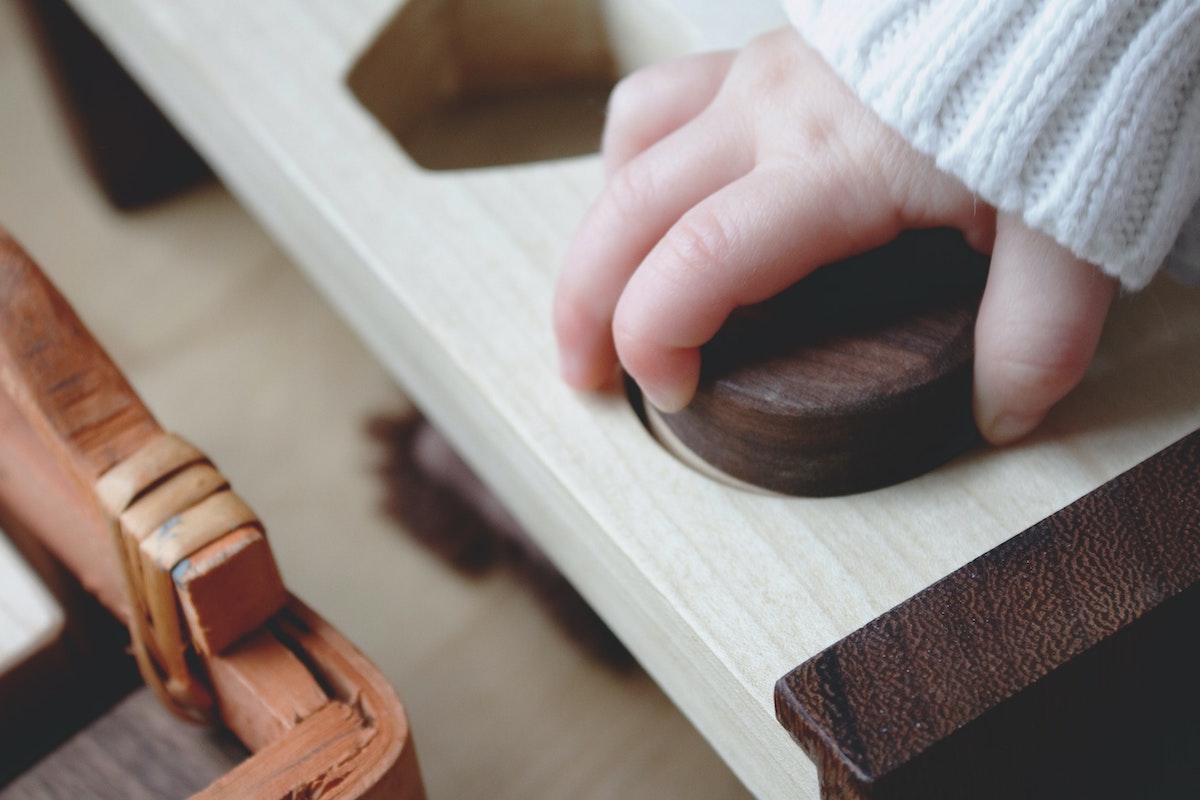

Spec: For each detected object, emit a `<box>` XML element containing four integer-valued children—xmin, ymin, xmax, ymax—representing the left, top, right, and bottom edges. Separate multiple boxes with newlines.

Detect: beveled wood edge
<box><xmin>0</xmin><ymin>228</ymin><xmax>424</xmax><ymax>799</ymax></box>
<box><xmin>774</xmin><ymin>429</ymin><xmax>1200</xmax><ymax>799</ymax></box>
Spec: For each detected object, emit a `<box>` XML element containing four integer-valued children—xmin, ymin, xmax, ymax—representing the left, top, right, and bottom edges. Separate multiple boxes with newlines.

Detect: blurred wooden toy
<box><xmin>0</xmin><ymin>230</ymin><xmax>424</xmax><ymax>799</ymax></box>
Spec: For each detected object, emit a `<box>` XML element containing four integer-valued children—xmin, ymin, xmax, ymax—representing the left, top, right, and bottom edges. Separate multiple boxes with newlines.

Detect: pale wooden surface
<box><xmin>0</xmin><ymin>4</ymin><xmax>750</xmax><ymax>797</ymax></box>
<box><xmin>41</xmin><ymin>1</ymin><xmax>1200</xmax><ymax>798</ymax></box>
<box><xmin>0</xmin><ymin>533</ymin><xmax>62</xmax><ymax>676</ymax></box>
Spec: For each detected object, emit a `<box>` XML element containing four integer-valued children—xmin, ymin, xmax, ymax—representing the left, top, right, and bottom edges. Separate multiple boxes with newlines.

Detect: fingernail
<box><xmin>986</xmin><ymin>412</ymin><xmax>1042</xmax><ymax>445</ymax></box>
<box><xmin>558</xmin><ymin>350</ymin><xmax>591</xmax><ymax>389</ymax></box>
<box><xmin>642</xmin><ymin>382</ymin><xmax>691</xmax><ymax>414</ymax></box>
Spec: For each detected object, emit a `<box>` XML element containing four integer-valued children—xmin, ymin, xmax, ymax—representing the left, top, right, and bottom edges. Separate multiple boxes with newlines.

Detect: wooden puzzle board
<box><xmin>62</xmin><ymin>0</ymin><xmax>1200</xmax><ymax>796</ymax></box>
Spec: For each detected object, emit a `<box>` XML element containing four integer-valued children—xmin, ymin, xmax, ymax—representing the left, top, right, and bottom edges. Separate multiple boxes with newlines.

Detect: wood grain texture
<box><xmin>1</xmin><ymin>688</ymin><xmax>247</xmax><ymax>800</ymax></box>
<box><xmin>176</xmin><ymin>527</ymin><xmax>287</xmax><ymax>657</ymax></box>
<box><xmin>0</xmin><ymin>15</ymin><xmax>752</xmax><ymax>796</ymax></box>
<box><xmin>776</xmin><ymin>429</ymin><xmax>1200</xmax><ymax>799</ymax></box>
<box><xmin>0</xmin><ymin>232</ymin><xmax>145</xmax><ymax>620</ymax></box>
<box><xmin>657</xmin><ymin>229</ymin><xmax>987</xmax><ymax>496</ymax></box>
<box><xmin>0</xmin><ymin>228</ymin><xmax>159</xmax><ymax>482</ymax></box>
<box><xmin>55</xmin><ymin>1</ymin><xmax>1200</xmax><ymax>796</ymax></box>
<box><xmin>224</xmin><ymin>598</ymin><xmax>426</xmax><ymax>800</ymax></box>
<box><xmin>206</xmin><ymin>627</ymin><xmax>329</xmax><ymax>753</ymax></box>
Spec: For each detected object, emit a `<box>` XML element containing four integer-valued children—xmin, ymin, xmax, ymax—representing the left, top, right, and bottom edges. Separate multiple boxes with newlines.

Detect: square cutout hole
<box><xmin>348</xmin><ymin>0</ymin><xmax>693</xmax><ymax>170</ymax></box>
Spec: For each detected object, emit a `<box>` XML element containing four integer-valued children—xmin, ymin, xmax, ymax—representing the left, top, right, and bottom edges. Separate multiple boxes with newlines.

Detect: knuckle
<box><xmin>987</xmin><ymin>337</ymin><xmax>1093</xmax><ymax>403</ymax></box>
<box><xmin>736</xmin><ymin>29</ymin><xmax>800</xmax><ymax>88</ymax></box>
<box><xmin>604</xmin><ymin>160</ymin><xmax>658</xmax><ymax>224</ymax></box>
<box><xmin>659</xmin><ymin>207</ymin><xmax>736</xmax><ymax>282</ymax></box>
<box><xmin>606</xmin><ymin>70</ymin><xmax>653</xmax><ymax>128</ymax></box>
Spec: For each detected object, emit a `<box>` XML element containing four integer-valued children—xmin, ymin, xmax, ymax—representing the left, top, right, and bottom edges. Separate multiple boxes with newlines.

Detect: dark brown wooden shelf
<box><xmin>776</xmin><ymin>429</ymin><xmax>1200</xmax><ymax>798</ymax></box>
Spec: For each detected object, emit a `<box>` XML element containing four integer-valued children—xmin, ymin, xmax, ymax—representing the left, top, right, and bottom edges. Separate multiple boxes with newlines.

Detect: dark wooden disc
<box><xmin>653</xmin><ymin>229</ymin><xmax>989</xmax><ymax>496</ymax></box>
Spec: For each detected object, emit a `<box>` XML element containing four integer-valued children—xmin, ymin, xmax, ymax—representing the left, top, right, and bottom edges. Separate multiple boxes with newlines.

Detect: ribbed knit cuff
<box><xmin>786</xmin><ymin>0</ymin><xmax>1200</xmax><ymax>289</ymax></box>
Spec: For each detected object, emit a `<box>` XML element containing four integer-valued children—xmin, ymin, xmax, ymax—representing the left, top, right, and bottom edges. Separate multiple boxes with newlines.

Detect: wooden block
<box><xmin>775</xmin><ymin>429</ymin><xmax>1200</xmax><ymax>798</ymax></box>
<box><xmin>175</xmin><ymin>526</ymin><xmax>287</xmax><ymax>657</ymax></box>
<box><xmin>102</xmin><ymin>450</ymin><xmax>228</xmax><ymax>678</ymax></box>
<box><xmin>652</xmin><ymin>229</ymin><xmax>988</xmax><ymax>496</ymax></box>
<box><xmin>138</xmin><ymin>489</ymin><xmax>259</xmax><ymax>666</ymax></box>
<box><xmin>206</xmin><ymin>627</ymin><xmax>329</xmax><ymax>753</ymax></box>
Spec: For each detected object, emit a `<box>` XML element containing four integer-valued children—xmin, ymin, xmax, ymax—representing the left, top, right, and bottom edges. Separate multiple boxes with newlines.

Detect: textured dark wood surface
<box><xmin>1</xmin><ymin>688</ymin><xmax>246</xmax><ymax>800</ymax></box>
<box><xmin>776</xmin><ymin>430</ymin><xmax>1200</xmax><ymax>799</ymax></box>
<box><xmin>657</xmin><ymin>229</ymin><xmax>988</xmax><ymax>496</ymax></box>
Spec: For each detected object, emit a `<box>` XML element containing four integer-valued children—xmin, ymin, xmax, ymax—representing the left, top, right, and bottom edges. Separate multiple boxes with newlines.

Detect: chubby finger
<box><xmin>603</xmin><ymin>51</ymin><xmax>736</xmax><ymax>175</ymax></box>
<box><xmin>612</xmin><ymin>162</ymin><xmax>901</xmax><ymax>412</ymax></box>
<box><xmin>973</xmin><ymin>213</ymin><xmax>1117</xmax><ymax>445</ymax></box>
<box><xmin>554</xmin><ymin>119</ymin><xmax>748</xmax><ymax>390</ymax></box>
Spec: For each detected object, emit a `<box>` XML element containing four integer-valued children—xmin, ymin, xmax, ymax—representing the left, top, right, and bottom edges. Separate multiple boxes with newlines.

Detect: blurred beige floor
<box><xmin>0</xmin><ymin>4</ymin><xmax>753</xmax><ymax>798</ymax></box>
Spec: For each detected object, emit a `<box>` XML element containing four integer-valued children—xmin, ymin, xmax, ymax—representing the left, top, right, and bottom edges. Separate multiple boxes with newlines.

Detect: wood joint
<box><xmin>96</xmin><ymin>431</ymin><xmax>287</xmax><ymax>721</ymax></box>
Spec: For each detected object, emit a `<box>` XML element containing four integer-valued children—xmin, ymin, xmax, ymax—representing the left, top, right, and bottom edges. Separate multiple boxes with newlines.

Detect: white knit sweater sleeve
<box><xmin>784</xmin><ymin>0</ymin><xmax>1200</xmax><ymax>290</ymax></box>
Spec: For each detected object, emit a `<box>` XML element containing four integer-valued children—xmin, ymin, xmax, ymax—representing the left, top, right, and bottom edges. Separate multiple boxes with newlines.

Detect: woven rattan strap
<box><xmin>96</xmin><ymin>432</ymin><xmax>284</xmax><ymax>722</ymax></box>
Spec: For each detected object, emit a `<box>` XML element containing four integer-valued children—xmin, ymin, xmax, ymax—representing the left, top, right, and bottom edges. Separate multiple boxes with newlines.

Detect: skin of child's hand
<box><xmin>553</xmin><ymin>28</ymin><xmax>1117</xmax><ymax>445</ymax></box>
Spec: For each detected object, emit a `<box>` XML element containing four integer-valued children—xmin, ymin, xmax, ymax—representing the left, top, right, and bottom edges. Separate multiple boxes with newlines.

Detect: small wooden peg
<box><xmin>175</xmin><ymin>526</ymin><xmax>287</xmax><ymax>657</ymax></box>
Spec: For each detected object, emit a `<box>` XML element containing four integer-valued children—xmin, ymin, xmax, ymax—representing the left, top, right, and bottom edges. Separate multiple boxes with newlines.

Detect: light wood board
<box><xmin>57</xmin><ymin>1</ymin><xmax>1200</xmax><ymax>796</ymax></box>
<box><xmin>0</xmin><ymin>5</ymin><xmax>749</xmax><ymax>796</ymax></box>
<box><xmin>0</xmin><ymin>532</ymin><xmax>62</xmax><ymax>677</ymax></box>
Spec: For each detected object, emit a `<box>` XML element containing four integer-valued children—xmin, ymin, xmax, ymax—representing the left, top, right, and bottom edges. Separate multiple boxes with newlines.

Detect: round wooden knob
<box><xmin>647</xmin><ymin>229</ymin><xmax>989</xmax><ymax>497</ymax></box>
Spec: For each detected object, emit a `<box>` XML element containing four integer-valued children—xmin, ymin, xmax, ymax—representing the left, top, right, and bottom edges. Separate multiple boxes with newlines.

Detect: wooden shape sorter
<box><xmin>60</xmin><ymin>0</ymin><xmax>1200</xmax><ymax>796</ymax></box>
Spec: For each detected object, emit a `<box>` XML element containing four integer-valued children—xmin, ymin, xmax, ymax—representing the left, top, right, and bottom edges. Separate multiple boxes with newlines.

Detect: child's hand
<box><xmin>553</xmin><ymin>28</ymin><xmax>1116</xmax><ymax>445</ymax></box>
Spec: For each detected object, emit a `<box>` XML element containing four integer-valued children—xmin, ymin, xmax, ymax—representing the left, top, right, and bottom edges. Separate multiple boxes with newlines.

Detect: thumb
<box><xmin>973</xmin><ymin>213</ymin><xmax>1117</xmax><ymax>445</ymax></box>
